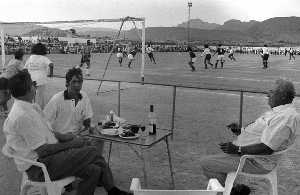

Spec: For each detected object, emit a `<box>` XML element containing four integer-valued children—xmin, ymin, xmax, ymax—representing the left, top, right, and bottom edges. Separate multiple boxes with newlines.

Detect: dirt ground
<box><xmin>1</xmin><ymin>77</ymin><xmax>300</xmax><ymax>195</ymax></box>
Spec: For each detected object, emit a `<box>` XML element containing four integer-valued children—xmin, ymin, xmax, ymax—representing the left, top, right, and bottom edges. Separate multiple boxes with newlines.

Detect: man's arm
<box><xmin>52</xmin><ymin>131</ymin><xmax>76</xmax><ymax>142</ymax></box>
<box><xmin>35</xmin><ymin>139</ymin><xmax>85</xmax><ymax>158</ymax></box>
<box><xmin>219</xmin><ymin>142</ymin><xmax>274</xmax><ymax>155</ymax></box>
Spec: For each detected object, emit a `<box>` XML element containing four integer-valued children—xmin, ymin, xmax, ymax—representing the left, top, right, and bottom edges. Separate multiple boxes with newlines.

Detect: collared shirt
<box><xmin>43</xmin><ymin>90</ymin><xmax>93</xmax><ymax>134</ymax></box>
<box><xmin>3</xmin><ymin>100</ymin><xmax>57</xmax><ymax>172</ymax></box>
<box><xmin>24</xmin><ymin>55</ymin><xmax>52</xmax><ymax>86</ymax></box>
<box><xmin>233</xmin><ymin>103</ymin><xmax>300</xmax><ymax>169</ymax></box>
<box><xmin>262</xmin><ymin>47</ymin><xmax>269</xmax><ymax>55</ymax></box>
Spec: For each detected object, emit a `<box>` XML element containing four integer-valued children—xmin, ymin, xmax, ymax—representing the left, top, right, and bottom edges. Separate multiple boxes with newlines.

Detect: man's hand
<box><xmin>219</xmin><ymin>142</ymin><xmax>239</xmax><ymax>154</ymax></box>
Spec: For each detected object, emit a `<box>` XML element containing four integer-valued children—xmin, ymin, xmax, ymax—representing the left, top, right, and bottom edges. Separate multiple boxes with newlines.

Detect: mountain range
<box><xmin>2</xmin><ymin>17</ymin><xmax>300</xmax><ymax>45</ymax></box>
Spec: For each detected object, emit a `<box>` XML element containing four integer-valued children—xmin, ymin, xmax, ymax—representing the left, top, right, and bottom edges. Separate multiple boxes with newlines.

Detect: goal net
<box><xmin>0</xmin><ymin>16</ymin><xmax>146</xmax><ymax>93</ymax></box>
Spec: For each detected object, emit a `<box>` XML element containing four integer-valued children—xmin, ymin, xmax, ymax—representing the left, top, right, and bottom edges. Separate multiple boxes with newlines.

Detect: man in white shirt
<box><xmin>2</xmin><ymin>69</ymin><xmax>131</xmax><ymax>195</ymax></box>
<box><xmin>44</xmin><ymin>67</ymin><xmax>104</xmax><ymax>154</ymax></box>
<box><xmin>200</xmin><ymin>79</ymin><xmax>300</xmax><ymax>186</ymax></box>
<box><xmin>146</xmin><ymin>44</ymin><xmax>156</xmax><ymax>64</ymax></box>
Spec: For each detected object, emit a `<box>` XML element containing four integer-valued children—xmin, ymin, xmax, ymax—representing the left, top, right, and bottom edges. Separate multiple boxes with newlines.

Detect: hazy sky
<box><xmin>1</xmin><ymin>0</ymin><xmax>300</xmax><ymax>27</ymax></box>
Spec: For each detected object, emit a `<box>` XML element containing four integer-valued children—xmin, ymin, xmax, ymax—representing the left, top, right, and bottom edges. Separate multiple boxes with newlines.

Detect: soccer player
<box><xmin>187</xmin><ymin>47</ymin><xmax>196</xmax><ymax>72</ymax></box>
<box><xmin>289</xmin><ymin>48</ymin><xmax>296</xmax><ymax>61</ymax></box>
<box><xmin>228</xmin><ymin>47</ymin><xmax>236</xmax><ymax>61</ymax></box>
<box><xmin>127</xmin><ymin>46</ymin><xmax>137</xmax><ymax>69</ymax></box>
<box><xmin>261</xmin><ymin>44</ymin><xmax>269</xmax><ymax>69</ymax></box>
<box><xmin>146</xmin><ymin>43</ymin><xmax>156</xmax><ymax>64</ymax></box>
<box><xmin>201</xmin><ymin>44</ymin><xmax>213</xmax><ymax>69</ymax></box>
<box><xmin>80</xmin><ymin>40</ymin><xmax>92</xmax><ymax>76</ymax></box>
<box><xmin>116</xmin><ymin>47</ymin><xmax>124</xmax><ymax>66</ymax></box>
<box><xmin>213</xmin><ymin>44</ymin><xmax>225</xmax><ymax>69</ymax></box>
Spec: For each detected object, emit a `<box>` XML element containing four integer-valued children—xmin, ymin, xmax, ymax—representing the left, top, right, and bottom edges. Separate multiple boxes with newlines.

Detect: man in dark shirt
<box><xmin>187</xmin><ymin>47</ymin><xmax>196</xmax><ymax>72</ymax></box>
<box><xmin>80</xmin><ymin>40</ymin><xmax>92</xmax><ymax>76</ymax></box>
<box><xmin>213</xmin><ymin>44</ymin><xmax>225</xmax><ymax>69</ymax></box>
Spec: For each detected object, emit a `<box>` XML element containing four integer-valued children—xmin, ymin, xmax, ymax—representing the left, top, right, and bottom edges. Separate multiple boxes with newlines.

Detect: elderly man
<box><xmin>2</xmin><ymin>70</ymin><xmax>131</xmax><ymax>195</ymax></box>
<box><xmin>200</xmin><ymin>78</ymin><xmax>300</xmax><ymax>186</ymax></box>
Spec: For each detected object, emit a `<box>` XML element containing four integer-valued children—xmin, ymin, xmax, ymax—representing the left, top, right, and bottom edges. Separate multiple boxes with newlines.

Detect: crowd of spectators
<box><xmin>1</xmin><ymin>36</ymin><xmax>300</xmax><ymax>56</ymax></box>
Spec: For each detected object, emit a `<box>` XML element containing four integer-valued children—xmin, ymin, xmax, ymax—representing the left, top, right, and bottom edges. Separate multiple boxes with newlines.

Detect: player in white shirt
<box><xmin>24</xmin><ymin>43</ymin><xmax>54</xmax><ymax>109</ymax></box>
<box><xmin>116</xmin><ymin>47</ymin><xmax>124</xmax><ymax>66</ymax></box>
<box><xmin>146</xmin><ymin>43</ymin><xmax>156</xmax><ymax>64</ymax></box>
<box><xmin>201</xmin><ymin>44</ymin><xmax>213</xmax><ymax>69</ymax></box>
<box><xmin>228</xmin><ymin>47</ymin><xmax>236</xmax><ymax>61</ymax></box>
<box><xmin>261</xmin><ymin>44</ymin><xmax>270</xmax><ymax>69</ymax></box>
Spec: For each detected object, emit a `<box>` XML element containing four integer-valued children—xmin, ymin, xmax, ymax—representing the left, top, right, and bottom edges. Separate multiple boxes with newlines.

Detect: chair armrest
<box><xmin>130</xmin><ymin>178</ymin><xmax>141</xmax><ymax>191</ymax></box>
<box><xmin>2</xmin><ymin>146</ymin><xmax>51</xmax><ymax>182</ymax></box>
<box><xmin>207</xmin><ymin>178</ymin><xmax>225</xmax><ymax>191</ymax></box>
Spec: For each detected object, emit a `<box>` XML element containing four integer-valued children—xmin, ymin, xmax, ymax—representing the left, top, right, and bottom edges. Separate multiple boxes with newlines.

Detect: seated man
<box><xmin>44</xmin><ymin>67</ymin><xmax>104</xmax><ymax>154</ymax></box>
<box><xmin>2</xmin><ymin>70</ymin><xmax>130</xmax><ymax>195</ymax></box>
<box><xmin>200</xmin><ymin>78</ymin><xmax>300</xmax><ymax>187</ymax></box>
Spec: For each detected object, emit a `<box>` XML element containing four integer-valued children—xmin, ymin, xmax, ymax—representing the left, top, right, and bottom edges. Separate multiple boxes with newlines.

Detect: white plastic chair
<box><xmin>2</xmin><ymin>145</ymin><xmax>76</xmax><ymax>195</ymax></box>
<box><xmin>130</xmin><ymin>178</ymin><xmax>224</xmax><ymax>195</ymax></box>
<box><xmin>224</xmin><ymin>143</ymin><xmax>295</xmax><ymax>195</ymax></box>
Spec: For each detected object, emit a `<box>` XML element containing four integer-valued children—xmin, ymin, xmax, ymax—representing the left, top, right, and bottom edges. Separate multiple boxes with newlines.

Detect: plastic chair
<box><xmin>130</xmin><ymin>178</ymin><xmax>224</xmax><ymax>195</ymax></box>
<box><xmin>2</xmin><ymin>145</ymin><xmax>76</xmax><ymax>195</ymax></box>
<box><xmin>224</xmin><ymin>143</ymin><xmax>295</xmax><ymax>195</ymax></box>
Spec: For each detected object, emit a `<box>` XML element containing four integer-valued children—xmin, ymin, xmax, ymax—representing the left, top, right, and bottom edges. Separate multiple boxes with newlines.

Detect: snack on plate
<box><xmin>120</xmin><ymin>130</ymin><xmax>135</xmax><ymax>137</ymax></box>
<box><xmin>102</xmin><ymin>121</ymin><xmax>116</xmax><ymax>129</ymax></box>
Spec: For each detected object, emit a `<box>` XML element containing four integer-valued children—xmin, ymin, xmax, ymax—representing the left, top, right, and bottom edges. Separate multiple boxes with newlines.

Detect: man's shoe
<box><xmin>230</xmin><ymin>184</ymin><xmax>251</xmax><ymax>195</ymax></box>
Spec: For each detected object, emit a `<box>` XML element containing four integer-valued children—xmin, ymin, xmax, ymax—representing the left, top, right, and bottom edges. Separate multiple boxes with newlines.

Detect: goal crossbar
<box><xmin>0</xmin><ymin>16</ymin><xmax>146</xmax><ymax>85</ymax></box>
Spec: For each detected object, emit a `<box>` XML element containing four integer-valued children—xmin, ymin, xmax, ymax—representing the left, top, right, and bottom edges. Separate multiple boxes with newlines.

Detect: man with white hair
<box><xmin>200</xmin><ymin>78</ymin><xmax>300</xmax><ymax>187</ymax></box>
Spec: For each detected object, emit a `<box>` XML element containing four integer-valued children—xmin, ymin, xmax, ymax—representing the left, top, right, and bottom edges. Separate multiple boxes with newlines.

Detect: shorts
<box><xmin>117</xmin><ymin>53</ymin><xmax>123</xmax><ymax>58</ymax></box>
<box><xmin>128</xmin><ymin>54</ymin><xmax>134</xmax><ymax>60</ymax></box>
<box><xmin>191</xmin><ymin>57</ymin><xmax>197</xmax><ymax>63</ymax></box>
<box><xmin>217</xmin><ymin>55</ymin><xmax>225</xmax><ymax>60</ymax></box>
<box><xmin>205</xmin><ymin>54</ymin><xmax>211</xmax><ymax>60</ymax></box>
<box><xmin>148</xmin><ymin>53</ymin><xmax>154</xmax><ymax>58</ymax></box>
<box><xmin>262</xmin><ymin>54</ymin><xmax>269</xmax><ymax>61</ymax></box>
<box><xmin>81</xmin><ymin>55</ymin><xmax>91</xmax><ymax>64</ymax></box>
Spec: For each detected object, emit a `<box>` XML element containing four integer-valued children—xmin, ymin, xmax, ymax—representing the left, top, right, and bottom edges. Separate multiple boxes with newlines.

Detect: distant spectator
<box><xmin>24</xmin><ymin>43</ymin><xmax>54</xmax><ymax>109</ymax></box>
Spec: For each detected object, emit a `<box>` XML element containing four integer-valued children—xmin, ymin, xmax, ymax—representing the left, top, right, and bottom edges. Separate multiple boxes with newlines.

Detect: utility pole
<box><xmin>187</xmin><ymin>1</ymin><xmax>192</xmax><ymax>46</ymax></box>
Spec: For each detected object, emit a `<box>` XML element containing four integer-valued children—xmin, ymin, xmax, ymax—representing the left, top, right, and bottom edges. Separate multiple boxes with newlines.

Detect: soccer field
<box><xmin>36</xmin><ymin>52</ymin><xmax>300</xmax><ymax>92</ymax></box>
<box><xmin>5</xmin><ymin>52</ymin><xmax>300</xmax><ymax>92</ymax></box>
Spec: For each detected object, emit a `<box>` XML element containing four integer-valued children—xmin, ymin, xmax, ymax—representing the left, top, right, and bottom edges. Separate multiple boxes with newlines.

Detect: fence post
<box><xmin>118</xmin><ymin>81</ymin><xmax>121</xmax><ymax>116</ymax></box>
<box><xmin>171</xmin><ymin>86</ymin><xmax>177</xmax><ymax>139</ymax></box>
<box><xmin>239</xmin><ymin>91</ymin><xmax>244</xmax><ymax>128</ymax></box>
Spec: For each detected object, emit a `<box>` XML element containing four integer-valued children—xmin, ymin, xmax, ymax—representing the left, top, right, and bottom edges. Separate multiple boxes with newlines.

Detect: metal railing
<box><xmin>53</xmin><ymin>75</ymin><xmax>300</xmax><ymax>136</ymax></box>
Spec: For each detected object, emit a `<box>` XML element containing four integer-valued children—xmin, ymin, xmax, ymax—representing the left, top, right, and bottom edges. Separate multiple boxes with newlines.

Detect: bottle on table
<box><xmin>148</xmin><ymin>105</ymin><xmax>157</xmax><ymax>135</ymax></box>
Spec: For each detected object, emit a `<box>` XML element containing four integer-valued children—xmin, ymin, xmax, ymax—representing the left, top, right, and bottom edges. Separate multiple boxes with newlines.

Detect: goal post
<box><xmin>0</xmin><ymin>16</ymin><xmax>146</xmax><ymax>82</ymax></box>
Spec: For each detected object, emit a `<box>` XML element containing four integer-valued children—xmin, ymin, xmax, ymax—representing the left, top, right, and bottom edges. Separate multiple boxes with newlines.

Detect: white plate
<box><xmin>100</xmin><ymin>128</ymin><xmax>119</xmax><ymax>136</ymax></box>
<box><xmin>119</xmin><ymin>133</ymin><xmax>140</xmax><ymax>139</ymax></box>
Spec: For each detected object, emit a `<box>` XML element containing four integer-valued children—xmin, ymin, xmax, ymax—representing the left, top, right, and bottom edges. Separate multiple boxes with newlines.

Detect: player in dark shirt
<box><xmin>213</xmin><ymin>44</ymin><xmax>225</xmax><ymax>69</ymax></box>
<box><xmin>187</xmin><ymin>47</ymin><xmax>196</xmax><ymax>72</ymax></box>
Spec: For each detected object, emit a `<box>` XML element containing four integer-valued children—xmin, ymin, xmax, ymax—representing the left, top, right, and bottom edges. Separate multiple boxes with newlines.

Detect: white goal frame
<box><xmin>0</xmin><ymin>16</ymin><xmax>146</xmax><ymax>82</ymax></box>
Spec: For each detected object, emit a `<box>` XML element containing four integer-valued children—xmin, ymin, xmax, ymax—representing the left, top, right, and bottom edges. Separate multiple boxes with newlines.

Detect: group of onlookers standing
<box><xmin>0</xmin><ymin>43</ymin><xmax>53</xmax><ymax>115</ymax></box>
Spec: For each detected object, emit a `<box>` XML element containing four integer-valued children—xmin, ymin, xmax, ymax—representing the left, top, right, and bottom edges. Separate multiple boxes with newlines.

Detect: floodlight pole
<box><xmin>187</xmin><ymin>1</ymin><xmax>192</xmax><ymax>46</ymax></box>
<box><xmin>141</xmin><ymin>18</ymin><xmax>145</xmax><ymax>83</ymax></box>
<box><xmin>1</xmin><ymin>27</ymin><xmax>5</xmax><ymax>71</ymax></box>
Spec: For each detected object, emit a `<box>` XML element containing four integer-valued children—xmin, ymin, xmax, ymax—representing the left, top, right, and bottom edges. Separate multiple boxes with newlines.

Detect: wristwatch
<box><xmin>238</xmin><ymin>146</ymin><xmax>242</xmax><ymax>155</ymax></box>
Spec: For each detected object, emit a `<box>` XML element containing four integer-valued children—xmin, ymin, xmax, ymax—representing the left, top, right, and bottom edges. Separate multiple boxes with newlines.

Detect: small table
<box><xmin>85</xmin><ymin>128</ymin><xmax>175</xmax><ymax>189</ymax></box>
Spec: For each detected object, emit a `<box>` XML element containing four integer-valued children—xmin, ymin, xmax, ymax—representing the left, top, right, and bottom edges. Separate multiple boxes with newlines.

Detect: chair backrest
<box><xmin>130</xmin><ymin>178</ymin><xmax>224</xmax><ymax>195</ymax></box>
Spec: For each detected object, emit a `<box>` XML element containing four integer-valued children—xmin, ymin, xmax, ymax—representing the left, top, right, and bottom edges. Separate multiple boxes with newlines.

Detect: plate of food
<box><xmin>119</xmin><ymin>131</ymin><xmax>140</xmax><ymax>139</ymax></box>
<box><xmin>100</xmin><ymin>128</ymin><xmax>119</xmax><ymax>136</ymax></box>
